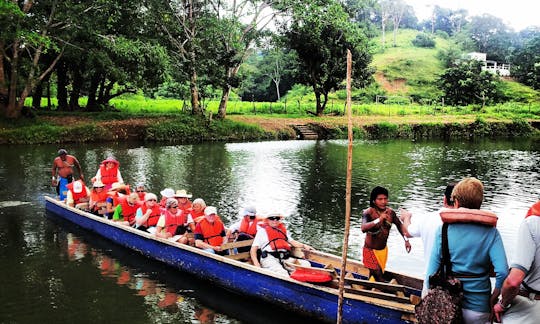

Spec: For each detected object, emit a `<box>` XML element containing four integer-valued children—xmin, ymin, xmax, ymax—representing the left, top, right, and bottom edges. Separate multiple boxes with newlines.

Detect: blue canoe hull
<box><xmin>45</xmin><ymin>196</ymin><xmax>417</xmax><ymax>323</ymax></box>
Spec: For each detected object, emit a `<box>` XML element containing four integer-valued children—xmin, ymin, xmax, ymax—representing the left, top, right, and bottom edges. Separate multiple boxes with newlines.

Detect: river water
<box><xmin>1</xmin><ymin>139</ymin><xmax>539</xmax><ymax>323</ymax></box>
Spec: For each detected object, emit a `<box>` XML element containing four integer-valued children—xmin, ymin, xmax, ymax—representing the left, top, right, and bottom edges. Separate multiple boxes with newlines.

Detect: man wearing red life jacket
<box><xmin>174</xmin><ymin>189</ymin><xmax>193</xmax><ymax>213</ymax></box>
<box><xmin>194</xmin><ymin>206</ymin><xmax>227</xmax><ymax>255</ymax></box>
<box><xmin>66</xmin><ymin>179</ymin><xmax>90</xmax><ymax>209</ymax></box>
<box><xmin>225</xmin><ymin>205</ymin><xmax>259</xmax><ymax>253</ymax></box>
<box><xmin>134</xmin><ymin>193</ymin><xmax>161</xmax><ymax>232</ymax></box>
<box><xmin>112</xmin><ymin>193</ymin><xmax>141</xmax><ymax>227</ymax></box>
<box><xmin>94</xmin><ymin>157</ymin><xmax>123</xmax><ymax>190</ymax></box>
<box><xmin>250</xmin><ymin>213</ymin><xmax>313</xmax><ymax>276</ymax></box>
<box><xmin>155</xmin><ymin>198</ymin><xmax>195</xmax><ymax>244</ymax></box>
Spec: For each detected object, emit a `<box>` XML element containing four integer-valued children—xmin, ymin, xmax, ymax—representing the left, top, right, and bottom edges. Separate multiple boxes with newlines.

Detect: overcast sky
<box><xmin>404</xmin><ymin>0</ymin><xmax>539</xmax><ymax>31</ymax></box>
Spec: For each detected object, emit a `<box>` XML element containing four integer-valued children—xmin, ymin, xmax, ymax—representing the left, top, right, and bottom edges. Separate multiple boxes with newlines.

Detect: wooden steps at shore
<box><xmin>291</xmin><ymin>124</ymin><xmax>318</xmax><ymax>140</ymax></box>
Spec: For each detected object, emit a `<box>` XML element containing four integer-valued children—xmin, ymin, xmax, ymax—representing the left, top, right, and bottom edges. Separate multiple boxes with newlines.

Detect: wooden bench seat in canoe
<box><xmin>221</xmin><ymin>239</ymin><xmax>254</xmax><ymax>261</ymax></box>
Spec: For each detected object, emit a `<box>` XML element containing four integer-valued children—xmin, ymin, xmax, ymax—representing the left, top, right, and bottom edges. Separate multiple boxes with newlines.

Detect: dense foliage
<box><xmin>1</xmin><ymin>0</ymin><xmax>539</xmax><ymax>120</ymax></box>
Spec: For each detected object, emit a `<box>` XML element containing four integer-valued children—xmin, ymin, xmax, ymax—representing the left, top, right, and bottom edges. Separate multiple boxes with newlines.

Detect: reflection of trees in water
<box><xmin>65</xmin><ymin>233</ymin><xmax>217</xmax><ymax>323</ymax></box>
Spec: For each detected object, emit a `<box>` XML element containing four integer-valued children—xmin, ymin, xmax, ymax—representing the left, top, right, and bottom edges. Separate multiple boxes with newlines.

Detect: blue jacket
<box><xmin>425</xmin><ymin>222</ymin><xmax>508</xmax><ymax>313</ymax></box>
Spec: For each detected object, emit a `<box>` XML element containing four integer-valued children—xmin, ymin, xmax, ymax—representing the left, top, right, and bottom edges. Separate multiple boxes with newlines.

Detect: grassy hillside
<box><xmin>370</xmin><ymin>29</ymin><xmax>453</xmax><ymax>101</ymax></box>
<box><xmin>369</xmin><ymin>29</ymin><xmax>539</xmax><ymax>104</ymax></box>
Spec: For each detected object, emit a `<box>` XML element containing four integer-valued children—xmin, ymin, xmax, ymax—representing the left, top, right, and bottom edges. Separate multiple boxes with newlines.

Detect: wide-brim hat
<box><xmin>101</xmin><ymin>157</ymin><xmax>119</xmax><ymax>166</ymax></box>
<box><xmin>109</xmin><ymin>182</ymin><xmax>126</xmax><ymax>191</ymax></box>
<box><xmin>93</xmin><ymin>180</ymin><xmax>105</xmax><ymax>188</ymax></box>
<box><xmin>174</xmin><ymin>189</ymin><xmax>192</xmax><ymax>198</ymax></box>
<box><xmin>160</xmin><ymin>188</ymin><xmax>175</xmax><ymax>198</ymax></box>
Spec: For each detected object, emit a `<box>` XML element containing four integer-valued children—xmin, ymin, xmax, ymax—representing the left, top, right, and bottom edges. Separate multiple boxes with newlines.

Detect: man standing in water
<box><xmin>51</xmin><ymin>149</ymin><xmax>84</xmax><ymax>201</ymax></box>
<box><xmin>361</xmin><ymin>186</ymin><xmax>411</xmax><ymax>282</ymax></box>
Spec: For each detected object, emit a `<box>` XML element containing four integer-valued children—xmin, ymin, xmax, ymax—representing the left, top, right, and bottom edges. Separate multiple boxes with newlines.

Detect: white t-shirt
<box><xmin>408</xmin><ymin>209</ymin><xmax>443</xmax><ymax>273</ymax></box>
<box><xmin>511</xmin><ymin>216</ymin><xmax>540</xmax><ymax>291</ymax></box>
<box><xmin>252</xmin><ymin>227</ymin><xmax>293</xmax><ymax>252</ymax></box>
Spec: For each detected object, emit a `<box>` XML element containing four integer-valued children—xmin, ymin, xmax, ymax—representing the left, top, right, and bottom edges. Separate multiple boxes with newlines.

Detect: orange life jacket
<box><xmin>198</xmin><ymin>218</ymin><xmax>225</xmax><ymax>246</ymax></box>
<box><xmin>164</xmin><ymin>210</ymin><xmax>188</xmax><ymax>236</ymax></box>
<box><xmin>99</xmin><ymin>164</ymin><xmax>118</xmax><ymax>185</ymax></box>
<box><xmin>239</xmin><ymin>217</ymin><xmax>259</xmax><ymax>236</ymax></box>
<box><xmin>118</xmin><ymin>196</ymin><xmax>140</xmax><ymax>225</ymax></box>
<box><xmin>262</xmin><ymin>223</ymin><xmax>290</xmax><ymax>251</ymax></box>
<box><xmin>91</xmin><ymin>190</ymin><xmax>108</xmax><ymax>204</ymax></box>
<box><xmin>177</xmin><ymin>200</ymin><xmax>192</xmax><ymax>213</ymax></box>
<box><xmin>141</xmin><ymin>204</ymin><xmax>161</xmax><ymax>227</ymax></box>
<box><xmin>66</xmin><ymin>181</ymin><xmax>88</xmax><ymax>204</ymax></box>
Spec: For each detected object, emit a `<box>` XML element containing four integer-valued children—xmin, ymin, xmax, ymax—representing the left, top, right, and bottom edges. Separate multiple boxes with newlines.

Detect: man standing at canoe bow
<box><xmin>361</xmin><ymin>186</ymin><xmax>411</xmax><ymax>282</ymax></box>
<box><xmin>51</xmin><ymin>149</ymin><xmax>84</xmax><ymax>201</ymax></box>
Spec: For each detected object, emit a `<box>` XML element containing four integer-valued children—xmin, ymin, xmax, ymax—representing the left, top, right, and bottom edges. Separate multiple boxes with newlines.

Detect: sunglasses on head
<box><xmin>267</xmin><ymin>216</ymin><xmax>281</xmax><ymax>221</ymax></box>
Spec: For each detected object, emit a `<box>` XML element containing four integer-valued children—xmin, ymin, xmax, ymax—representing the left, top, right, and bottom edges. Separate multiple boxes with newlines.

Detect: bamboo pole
<box><xmin>337</xmin><ymin>49</ymin><xmax>354</xmax><ymax>324</ymax></box>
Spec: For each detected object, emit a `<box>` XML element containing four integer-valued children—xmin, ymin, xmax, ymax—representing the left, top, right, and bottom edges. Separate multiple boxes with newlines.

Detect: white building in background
<box><xmin>466</xmin><ymin>52</ymin><xmax>511</xmax><ymax>76</ymax></box>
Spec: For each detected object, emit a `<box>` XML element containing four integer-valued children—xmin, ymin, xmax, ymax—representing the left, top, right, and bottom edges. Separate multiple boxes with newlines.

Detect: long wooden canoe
<box><xmin>44</xmin><ymin>196</ymin><xmax>422</xmax><ymax>323</ymax></box>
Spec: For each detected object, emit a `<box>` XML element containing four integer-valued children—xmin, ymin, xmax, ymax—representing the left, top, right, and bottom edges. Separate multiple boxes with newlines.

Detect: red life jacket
<box><xmin>526</xmin><ymin>201</ymin><xmax>540</xmax><ymax>218</ymax></box>
<box><xmin>99</xmin><ymin>164</ymin><xmax>118</xmax><ymax>186</ymax></box>
<box><xmin>239</xmin><ymin>217</ymin><xmax>258</xmax><ymax>236</ymax></box>
<box><xmin>66</xmin><ymin>181</ymin><xmax>88</xmax><ymax>204</ymax></box>
<box><xmin>190</xmin><ymin>208</ymin><xmax>205</xmax><ymax>223</ymax></box>
<box><xmin>262</xmin><ymin>223</ymin><xmax>290</xmax><ymax>251</ymax></box>
<box><xmin>137</xmin><ymin>191</ymin><xmax>147</xmax><ymax>201</ymax></box>
<box><xmin>177</xmin><ymin>200</ymin><xmax>192</xmax><ymax>213</ymax></box>
<box><xmin>118</xmin><ymin>196</ymin><xmax>140</xmax><ymax>225</ymax></box>
<box><xmin>141</xmin><ymin>204</ymin><xmax>161</xmax><ymax>227</ymax></box>
<box><xmin>199</xmin><ymin>218</ymin><xmax>225</xmax><ymax>246</ymax></box>
<box><xmin>164</xmin><ymin>210</ymin><xmax>188</xmax><ymax>236</ymax></box>
<box><xmin>91</xmin><ymin>190</ymin><xmax>108</xmax><ymax>204</ymax></box>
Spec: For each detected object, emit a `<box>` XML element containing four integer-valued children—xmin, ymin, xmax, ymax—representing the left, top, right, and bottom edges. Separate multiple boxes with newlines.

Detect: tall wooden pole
<box><xmin>337</xmin><ymin>49</ymin><xmax>353</xmax><ymax>324</ymax></box>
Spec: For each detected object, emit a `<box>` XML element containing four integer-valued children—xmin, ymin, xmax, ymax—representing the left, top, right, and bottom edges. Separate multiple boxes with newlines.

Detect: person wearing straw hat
<box><xmin>174</xmin><ymin>189</ymin><xmax>193</xmax><ymax>213</ymax></box>
<box><xmin>51</xmin><ymin>148</ymin><xmax>84</xmax><ymax>201</ymax></box>
<box><xmin>104</xmin><ymin>182</ymin><xmax>129</xmax><ymax>219</ymax></box>
<box><xmin>89</xmin><ymin>180</ymin><xmax>108</xmax><ymax>215</ymax></box>
<box><xmin>93</xmin><ymin>157</ymin><xmax>123</xmax><ymax>190</ymax></box>
<box><xmin>250</xmin><ymin>213</ymin><xmax>313</xmax><ymax>276</ymax></box>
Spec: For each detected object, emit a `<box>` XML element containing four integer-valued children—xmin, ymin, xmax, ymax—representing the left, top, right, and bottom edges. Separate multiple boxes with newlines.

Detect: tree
<box><xmin>388</xmin><ymin>0</ymin><xmax>406</xmax><ymax>47</ymax></box>
<box><xmin>510</xmin><ymin>36</ymin><xmax>540</xmax><ymax>90</ymax></box>
<box><xmin>378</xmin><ymin>0</ymin><xmax>391</xmax><ymax>49</ymax></box>
<box><xmin>281</xmin><ymin>0</ymin><xmax>373</xmax><ymax>116</ymax></box>
<box><xmin>149</xmin><ymin>0</ymin><xmax>212</xmax><ymax>115</ymax></box>
<box><xmin>207</xmin><ymin>0</ymin><xmax>277</xmax><ymax>119</ymax></box>
<box><xmin>467</xmin><ymin>14</ymin><xmax>514</xmax><ymax>62</ymax></box>
<box><xmin>0</xmin><ymin>1</ymin><xmax>65</xmax><ymax>118</ymax></box>
<box><xmin>438</xmin><ymin>59</ymin><xmax>502</xmax><ymax>107</ymax></box>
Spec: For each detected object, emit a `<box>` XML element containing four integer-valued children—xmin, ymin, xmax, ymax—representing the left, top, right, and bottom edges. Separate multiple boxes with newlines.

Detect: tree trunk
<box><xmin>69</xmin><ymin>67</ymin><xmax>83</xmax><ymax>111</ymax></box>
<box><xmin>32</xmin><ymin>82</ymin><xmax>43</xmax><ymax>110</ymax></box>
<box><xmin>217</xmin><ymin>85</ymin><xmax>231</xmax><ymax>119</ymax></box>
<box><xmin>273</xmin><ymin>79</ymin><xmax>281</xmax><ymax>101</ymax></box>
<box><xmin>190</xmin><ymin>68</ymin><xmax>202</xmax><ymax>115</ymax></box>
<box><xmin>56</xmin><ymin>61</ymin><xmax>69</xmax><ymax>111</ymax></box>
<box><xmin>86</xmin><ymin>73</ymin><xmax>100</xmax><ymax>111</ymax></box>
<box><xmin>0</xmin><ymin>43</ymin><xmax>9</xmax><ymax>117</ymax></box>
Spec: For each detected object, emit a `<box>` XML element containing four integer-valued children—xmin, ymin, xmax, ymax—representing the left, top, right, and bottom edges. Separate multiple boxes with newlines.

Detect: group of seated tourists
<box><xmin>58</xmin><ymin>156</ymin><xmax>316</xmax><ymax>276</ymax></box>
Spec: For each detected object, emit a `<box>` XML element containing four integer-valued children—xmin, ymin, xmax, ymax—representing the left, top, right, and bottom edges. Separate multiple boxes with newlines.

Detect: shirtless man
<box><xmin>361</xmin><ymin>186</ymin><xmax>411</xmax><ymax>282</ymax></box>
<box><xmin>51</xmin><ymin>149</ymin><xmax>84</xmax><ymax>200</ymax></box>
